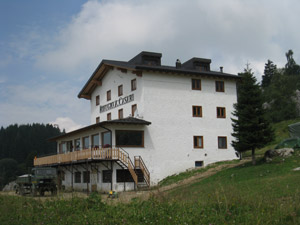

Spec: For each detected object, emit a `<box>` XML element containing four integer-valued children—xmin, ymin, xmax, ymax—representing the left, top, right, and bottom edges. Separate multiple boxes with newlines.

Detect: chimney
<box><xmin>220</xmin><ymin>66</ymin><xmax>223</xmax><ymax>73</ymax></box>
<box><xmin>176</xmin><ymin>59</ymin><xmax>181</xmax><ymax>68</ymax></box>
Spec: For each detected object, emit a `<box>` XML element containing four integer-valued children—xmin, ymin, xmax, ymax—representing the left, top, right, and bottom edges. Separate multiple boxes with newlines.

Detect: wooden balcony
<box><xmin>34</xmin><ymin>148</ymin><xmax>128</xmax><ymax>166</ymax></box>
<box><xmin>34</xmin><ymin>148</ymin><xmax>150</xmax><ymax>187</ymax></box>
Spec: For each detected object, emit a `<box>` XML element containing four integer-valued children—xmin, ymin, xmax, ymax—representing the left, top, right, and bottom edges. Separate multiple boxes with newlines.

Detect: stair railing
<box><xmin>134</xmin><ymin>156</ymin><xmax>150</xmax><ymax>186</ymax></box>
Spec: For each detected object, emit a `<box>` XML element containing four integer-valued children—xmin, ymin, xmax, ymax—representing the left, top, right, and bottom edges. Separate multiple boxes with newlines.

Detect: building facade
<box><xmin>34</xmin><ymin>51</ymin><xmax>240</xmax><ymax>192</ymax></box>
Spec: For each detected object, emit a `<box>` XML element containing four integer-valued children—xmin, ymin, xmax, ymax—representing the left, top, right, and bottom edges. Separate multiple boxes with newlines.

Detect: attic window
<box><xmin>194</xmin><ymin>62</ymin><xmax>209</xmax><ymax>71</ymax></box>
<box><xmin>143</xmin><ymin>57</ymin><xmax>160</xmax><ymax>66</ymax></box>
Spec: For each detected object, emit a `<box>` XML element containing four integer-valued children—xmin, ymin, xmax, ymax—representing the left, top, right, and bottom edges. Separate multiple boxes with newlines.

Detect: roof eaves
<box><xmin>136</xmin><ymin>65</ymin><xmax>240</xmax><ymax>79</ymax></box>
<box><xmin>48</xmin><ymin>118</ymin><xmax>151</xmax><ymax>141</ymax></box>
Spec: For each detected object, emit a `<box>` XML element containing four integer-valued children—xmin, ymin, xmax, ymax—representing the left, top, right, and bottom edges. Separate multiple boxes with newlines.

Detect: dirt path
<box><xmin>113</xmin><ymin>159</ymin><xmax>250</xmax><ymax>203</ymax></box>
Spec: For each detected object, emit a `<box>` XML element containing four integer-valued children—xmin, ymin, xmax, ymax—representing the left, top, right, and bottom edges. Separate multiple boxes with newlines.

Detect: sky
<box><xmin>1</xmin><ymin>0</ymin><xmax>300</xmax><ymax>132</ymax></box>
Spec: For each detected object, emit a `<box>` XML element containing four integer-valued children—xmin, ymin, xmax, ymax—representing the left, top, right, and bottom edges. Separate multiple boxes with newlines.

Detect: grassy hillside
<box><xmin>1</xmin><ymin>152</ymin><xmax>299</xmax><ymax>224</ymax></box>
<box><xmin>245</xmin><ymin>118</ymin><xmax>300</xmax><ymax>157</ymax></box>
<box><xmin>0</xmin><ymin>119</ymin><xmax>300</xmax><ymax>224</ymax></box>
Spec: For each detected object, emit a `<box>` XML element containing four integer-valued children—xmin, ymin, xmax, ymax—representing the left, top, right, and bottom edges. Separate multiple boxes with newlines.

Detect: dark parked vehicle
<box><xmin>15</xmin><ymin>167</ymin><xmax>57</xmax><ymax>196</ymax></box>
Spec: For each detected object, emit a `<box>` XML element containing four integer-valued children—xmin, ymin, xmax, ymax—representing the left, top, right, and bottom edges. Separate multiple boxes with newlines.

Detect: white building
<box><xmin>34</xmin><ymin>51</ymin><xmax>240</xmax><ymax>192</ymax></box>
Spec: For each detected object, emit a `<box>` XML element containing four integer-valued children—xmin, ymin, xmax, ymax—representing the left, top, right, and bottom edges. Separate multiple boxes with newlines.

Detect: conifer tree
<box><xmin>231</xmin><ymin>68</ymin><xmax>274</xmax><ymax>165</ymax></box>
<box><xmin>261</xmin><ymin>60</ymin><xmax>276</xmax><ymax>88</ymax></box>
<box><xmin>285</xmin><ymin>49</ymin><xmax>300</xmax><ymax>76</ymax></box>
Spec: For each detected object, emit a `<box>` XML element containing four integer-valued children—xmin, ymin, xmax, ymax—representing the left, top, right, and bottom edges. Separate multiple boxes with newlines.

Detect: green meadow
<box><xmin>1</xmin><ymin>119</ymin><xmax>300</xmax><ymax>224</ymax></box>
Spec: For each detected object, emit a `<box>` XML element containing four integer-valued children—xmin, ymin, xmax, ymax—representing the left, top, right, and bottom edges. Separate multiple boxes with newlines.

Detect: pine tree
<box><xmin>285</xmin><ymin>49</ymin><xmax>300</xmax><ymax>76</ymax></box>
<box><xmin>232</xmin><ymin>68</ymin><xmax>274</xmax><ymax>165</ymax></box>
<box><xmin>261</xmin><ymin>60</ymin><xmax>276</xmax><ymax>88</ymax></box>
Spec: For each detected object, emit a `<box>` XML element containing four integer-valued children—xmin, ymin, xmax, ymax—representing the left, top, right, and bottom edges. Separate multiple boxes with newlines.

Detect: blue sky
<box><xmin>1</xmin><ymin>0</ymin><xmax>300</xmax><ymax>131</ymax></box>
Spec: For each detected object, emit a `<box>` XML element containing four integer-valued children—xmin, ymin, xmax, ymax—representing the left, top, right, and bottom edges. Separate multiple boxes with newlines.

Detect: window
<box><xmin>116</xmin><ymin>130</ymin><xmax>144</xmax><ymax>147</ymax></box>
<box><xmin>83</xmin><ymin>171</ymin><xmax>90</xmax><ymax>183</ymax></box>
<box><xmin>194</xmin><ymin>136</ymin><xmax>203</xmax><ymax>148</ymax></box>
<box><xmin>75</xmin><ymin>139</ymin><xmax>80</xmax><ymax>151</ymax></box>
<box><xmin>82</xmin><ymin>136</ymin><xmax>89</xmax><ymax>149</ymax></box>
<box><xmin>117</xmin><ymin>170</ymin><xmax>134</xmax><ymax>183</ymax></box>
<box><xmin>66</xmin><ymin>141</ymin><xmax>73</xmax><ymax>152</ymax></box>
<box><xmin>118</xmin><ymin>85</ymin><xmax>123</xmax><ymax>96</ymax></box>
<box><xmin>192</xmin><ymin>79</ymin><xmax>201</xmax><ymax>90</ymax></box>
<box><xmin>92</xmin><ymin>134</ymin><xmax>99</xmax><ymax>148</ymax></box>
<box><xmin>96</xmin><ymin>95</ymin><xmax>100</xmax><ymax>106</ymax></box>
<box><xmin>107</xmin><ymin>90</ymin><xmax>111</xmax><ymax>101</ymax></box>
<box><xmin>216</xmin><ymin>81</ymin><xmax>225</xmax><ymax>92</ymax></box>
<box><xmin>131</xmin><ymin>79</ymin><xmax>136</xmax><ymax>91</ymax></box>
<box><xmin>131</xmin><ymin>104</ymin><xmax>137</xmax><ymax>116</ymax></box>
<box><xmin>118</xmin><ymin>108</ymin><xmax>123</xmax><ymax>119</ymax></box>
<box><xmin>103</xmin><ymin>170</ymin><xmax>112</xmax><ymax>183</ymax></box>
<box><xmin>192</xmin><ymin>106</ymin><xmax>202</xmax><ymax>117</ymax></box>
<box><xmin>217</xmin><ymin>107</ymin><xmax>226</xmax><ymax>118</ymax></box>
<box><xmin>195</xmin><ymin>161</ymin><xmax>204</xmax><ymax>167</ymax></box>
<box><xmin>96</xmin><ymin>117</ymin><xmax>100</xmax><ymax>123</ymax></box>
<box><xmin>61</xmin><ymin>142</ymin><xmax>67</xmax><ymax>153</ymax></box>
<box><xmin>107</xmin><ymin>113</ymin><xmax>111</xmax><ymax>121</ymax></box>
<box><xmin>218</xmin><ymin>136</ymin><xmax>227</xmax><ymax>149</ymax></box>
<box><xmin>102</xmin><ymin>131</ymin><xmax>112</xmax><ymax>147</ymax></box>
<box><xmin>75</xmin><ymin>172</ymin><xmax>81</xmax><ymax>183</ymax></box>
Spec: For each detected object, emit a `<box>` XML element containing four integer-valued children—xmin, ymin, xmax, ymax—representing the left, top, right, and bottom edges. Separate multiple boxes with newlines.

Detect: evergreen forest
<box><xmin>0</xmin><ymin>123</ymin><xmax>62</xmax><ymax>189</ymax></box>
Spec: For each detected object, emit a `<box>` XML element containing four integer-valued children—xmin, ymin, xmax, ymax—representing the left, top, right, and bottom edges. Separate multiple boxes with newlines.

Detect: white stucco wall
<box><xmin>90</xmin><ymin>68</ymin><xmax>144</xmax><ymax>124</ymax></box>
<box><xmin>56</xmin><ymin>69</ymin><xmax>238</xmax><ymax>190</ymax></box>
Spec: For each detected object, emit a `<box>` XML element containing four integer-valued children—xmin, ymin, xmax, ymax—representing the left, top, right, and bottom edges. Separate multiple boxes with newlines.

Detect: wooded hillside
<box><xmin>0</xmin><ymin>123</ymin><xmax>62</xmax><ymax>189</ymax></box>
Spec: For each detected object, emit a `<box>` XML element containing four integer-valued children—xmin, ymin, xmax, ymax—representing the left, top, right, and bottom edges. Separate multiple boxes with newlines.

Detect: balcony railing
<box><xmin>34</xmin><ymin>148</ymin><xmax>125</xmax><ymax>166</ymax></box>
<box><xmin>34</xmin><ymin>147</ymin><xmax>150</xmax><ymax>187</ymax></box>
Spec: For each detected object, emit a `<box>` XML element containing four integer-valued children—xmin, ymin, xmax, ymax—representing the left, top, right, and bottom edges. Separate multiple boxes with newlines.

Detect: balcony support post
<box><xmin>86</xmin><ymin>160</ymin><xmax>89</xmax><ymax>195</ymax></box>
<box><xmin>71</xmin><ymin>163</ymin><xmax>73</xmax><ymax>192</ymax></box>
<box><xmin>111</xmin><ymin>161</ymin><xmax>113</xmax><ymax>191</ymax></box>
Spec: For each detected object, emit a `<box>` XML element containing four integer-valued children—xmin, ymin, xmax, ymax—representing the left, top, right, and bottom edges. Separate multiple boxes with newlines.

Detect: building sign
<box><xmin>100</xmin><ymin>94</ymin><xmax>134</xmax><ymax>113</ymax></box>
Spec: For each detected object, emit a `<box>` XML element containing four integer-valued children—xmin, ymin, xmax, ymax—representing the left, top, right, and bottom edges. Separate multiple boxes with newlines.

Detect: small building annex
<box><xmin>34</xmin><ymin>51</ymin><xmax>240</xmax><ymax>192</ymax></box>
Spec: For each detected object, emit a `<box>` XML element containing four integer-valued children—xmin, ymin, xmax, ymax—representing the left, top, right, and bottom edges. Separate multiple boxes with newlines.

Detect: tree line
<box><xmin>0</xmin><ymin>123</ymin><xmax>62</xmax><ymax>189</ymax></box>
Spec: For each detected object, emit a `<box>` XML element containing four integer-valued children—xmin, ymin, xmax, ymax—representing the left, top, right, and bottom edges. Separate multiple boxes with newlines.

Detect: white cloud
<box><xmin>30</xmin><ymin>0</ymin><xmax>300</xmax><ymax>80</ymax></box>
<box><xmin>50</xmin><ymin>117</ymin><xmax>83</xmax><ymax>132</ymax></box>
<box><xmin>2</xmin><ymin>0</ymin><xmax>300</xmax><ymax>128</ymax></box>
<box><xmin>0</xmin><ymin>82</ymin><xmax>90</xmax><ymax>128</ymax></box>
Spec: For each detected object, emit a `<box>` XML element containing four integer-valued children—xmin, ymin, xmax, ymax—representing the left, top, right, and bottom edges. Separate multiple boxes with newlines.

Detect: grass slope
<box><xmin>1</xmin><ymin>154</ymin><xmax>299</xmax><ymax>224</ymax></box>
<box><xmin>1</xmin><ymin>119</ymin><xmax>300</xmax><ymax>224</ymax></box>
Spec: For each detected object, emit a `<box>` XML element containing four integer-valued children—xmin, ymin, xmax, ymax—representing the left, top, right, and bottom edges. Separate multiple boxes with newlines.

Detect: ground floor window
<box><xmin>116</xmin><ymin>130</ymin><xmax>144</xmax><ymax>147</ymax></box>
<box><xmin>103</xmin><ymin>170</ymin><xmax>112</xmax><ymax>183</ymax></box>
<box><xmin>194</xmin><ymin>136</ymin><xmax>203</xmax><ymax>148</ymax></box>
<box><xmin>195</xmin><ymin>161</ymin><xmax>203</xmax><ymax>167</ymax></box>
<box><xmin>75</xmin><ymin>172</ymin><xmax>81</xmax><ymax>183</ymax></box>
<box><xmin>218</xmin><ymin>136</ymin><xmax>227</xmax><ymax>149</ymax></box>
<box><xmin>83</xmin><ymin>171</ymin><xmax>90</xmax><ymax>183</ymax></box>
<box><xmin>117</xmin><ymin>170</ymin><xmax>134</xmax><ymax>183</ymax></box>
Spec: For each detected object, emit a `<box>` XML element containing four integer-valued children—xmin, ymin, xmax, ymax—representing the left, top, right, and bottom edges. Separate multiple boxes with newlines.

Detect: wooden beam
<box><xmin>105</xmin><ymin>65</ymin><xmax>114</xmax><ymax>70</ymax></box>
<box><xmin>117</xmin><ymin>67</ymin><xmax>127</xmax><ymax>73</ymax></box>
<box><xmin>132</xmin><ymin>70</ymin><xmax>143</xmax><ymax>77</ymax></box>
<box><xmin>91</xmin><ymin>79</ymin><xmax>102</xmax><ymax>86</ymax></box>
<box><xmin>81</xmin><ymin>94</ymin><xmax>91</xmax><ymax>100</ymax></box>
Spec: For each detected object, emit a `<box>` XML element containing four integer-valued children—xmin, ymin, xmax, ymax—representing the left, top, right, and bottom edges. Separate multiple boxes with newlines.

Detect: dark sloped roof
<box><xmin>78</xmin><ymin>51</ymin><xmax>240</xmax><ymax>99</ymax></box>
<box><xmin>48</xmin><ymin>117</ymin><xmax>151</xmax><ymax>141</ymax></box>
